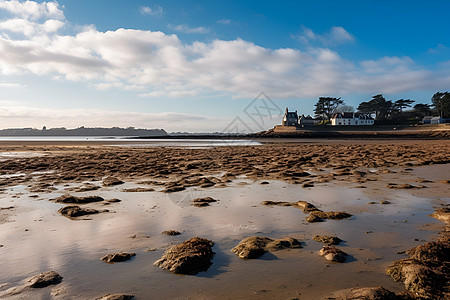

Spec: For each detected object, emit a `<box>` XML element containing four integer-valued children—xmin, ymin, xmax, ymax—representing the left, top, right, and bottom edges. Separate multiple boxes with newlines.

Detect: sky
<box><xmin>0</xmin><ymin>0</ymin><xmax>449</xmax><ymax>132</ymax></box>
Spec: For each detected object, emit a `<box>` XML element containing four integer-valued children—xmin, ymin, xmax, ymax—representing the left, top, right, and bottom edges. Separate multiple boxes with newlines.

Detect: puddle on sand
<box><xmin>0</xmin><ymin>180</ymin><xmax>446</xmax><ymax>299</ymax></box>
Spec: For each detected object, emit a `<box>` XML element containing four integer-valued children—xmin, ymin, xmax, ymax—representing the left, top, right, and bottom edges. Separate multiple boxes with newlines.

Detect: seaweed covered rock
<box><xmin>261</xmin><ymin>201</ymin><xmax>295</xmax><ymax>207</ymax></box>
<box><xmin>96</xmin><ymin>294</ymin><xmax>134</xmax><ymax>300</ymax></box>
<box><xmin>27</xmin><ymin>271</ymin><xmax>62</xmax><ymax>288</ymax></box>
<box><xmin>295</xmin><ymin>201</ymin><xmax>320</xmax><ymax>213</ymax></box>
<box><xmin>266</xmin><ymin>237</ymin><xmax>302</xmax><ymax>251</ymax></box>
<box><xmin>192</xmin><ymin>197</ymin><xmax>217</xmax><ymax>207</ymax></box>
<box><xmin>307</xmin><ymin>214</ymin><xmax>324</xmax><ymax>223</ymax></box>
<box><xmin>319</xmin><ymin>246</ymin><xmax>347</xmax><ymax>262</ymax></box>
<box><xmin>387</xmin><ymin>234</ymin><xmax>449</xmax><ymax>299</ymax></box>
<box><xmin>102</xmin><ymin>176</ymin><xmax>124</xmax><ymax>186</ymax></box>
<box><xmin>161</xmin><ymin>230</ymin><xmax>181</xmax><ymax>236</ymax></box>
<box><xmin>231</xmin><ymin>236</ymin><xmax>273</xmax><ymax>259</ymax></box>
<box><xmin>58</xmin><ymin>205</ymin><xmax>104</xmax><ymax>218</ymax></box>
<box><xmin>154</xmin><ymin>237</ymin><xmax>215</xmax><ymax>274</ymax></box>
<box><xmin>53</xmin><ymin>194</ymin><xmax>104</xmax><ymax>204</ymax></box>
<box><xmin>310</xmin><ymin>210</ymin><xmax>352</xmax><ymax>220</ymax></box>
<box><xmin>313</xmin><ymin>235</ymin><xmax>342</xmax><ymax>245</ymax></box>
<box><xmin>331</xmin><ymin>286</ymin><xmax>398</xmax><ymax>300</ymax></box>
<box><xmin>430</xmin><ymin>207</ymin><xmax>450</xmax><ymax>224</ymax></box>
<box><xmin>101</xmin><ymin>252</ymin><xmax>136</xmax><ymax>263</ymax></box>
<box><xmin>231</xmin><ymin>236</ymin><xmax>302</xmax><ymax>259</ymax></box>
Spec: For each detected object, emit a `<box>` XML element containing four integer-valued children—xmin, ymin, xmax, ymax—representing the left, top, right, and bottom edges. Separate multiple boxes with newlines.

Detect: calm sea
<box><xmin>0</xmin><ymin>136</ymin><xmax>262</xmax><ymax>147</ymax></box>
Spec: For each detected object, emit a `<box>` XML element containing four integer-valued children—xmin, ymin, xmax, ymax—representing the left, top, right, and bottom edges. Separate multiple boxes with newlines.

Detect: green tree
<box><xmin>431</xmin><ymin>92</ymin><xmax>450</xmax><ymax>118</ymax></box>
<box><xmin>392</xmin><ymin>99</ymin><xmax>414</xmax><ymax>113</ymax></box>
<box><xmin>314</xmin><ymin>97</ymin><xmax>344</xmax><ymax>121</ymax></box>
<box><xmin>413</xmin><ymin>103</ymin><xmax>432</xmax><ymax>117</ymax></box>
<box><xmin>357</xmin><ymin>94</ymin><xmax>393</xmax><ymax>120</ymax></box>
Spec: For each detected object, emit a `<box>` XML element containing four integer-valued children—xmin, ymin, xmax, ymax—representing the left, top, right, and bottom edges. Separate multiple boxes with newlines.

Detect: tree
<box><xmin>357</xmin><ymin>94</ymin><xmax>393</xmax><ymax>120</ymax></box>
<box><xmin>314</xmin><ymin>97</ymin><xmax>344</xmax><ymax>121</ymax></box>
<box><xmin>392</xmin><ymin>99</ymin><xmax>414</xmax><ymax>113</ymax></box>
<box><xmin>431</xmin><ymin>92</ymin><xmax>450</xmax><ymax>118</ymax></box>
<box><xmin>334</xmin><ymin>105</ymin><xmax>355</xmax><ymax>113</ymax></box>
<box><xmin>413</xmin><ymin>103</ymin><xmax>432</xmax><ymax>117</ymax></box>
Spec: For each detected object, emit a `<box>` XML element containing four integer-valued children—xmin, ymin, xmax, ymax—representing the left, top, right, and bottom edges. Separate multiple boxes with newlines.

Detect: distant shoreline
<box><xmin>134</xmin><ymin>128</ymin><xmax>450</xmax><ymax>140</ymax></box>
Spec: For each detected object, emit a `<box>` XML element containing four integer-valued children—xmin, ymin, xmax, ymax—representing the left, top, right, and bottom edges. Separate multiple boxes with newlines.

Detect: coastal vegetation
<box><xmin>313</xmin><ymin>91</ymin><xmax>450</xmax><ymax>125</ymax></box>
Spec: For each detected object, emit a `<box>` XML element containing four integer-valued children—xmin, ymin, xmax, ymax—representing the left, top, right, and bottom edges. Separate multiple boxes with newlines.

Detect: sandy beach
<box><xmin>0</xmin><ymin>139</ymin><xmax>449</xmax><ymax>299</ymax></box>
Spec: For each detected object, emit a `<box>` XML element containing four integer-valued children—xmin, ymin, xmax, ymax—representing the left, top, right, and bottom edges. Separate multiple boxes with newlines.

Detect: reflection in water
<box><xmin>0</xmin><ymin>180</ymin><xmax>446</xmax><ymax>299</ymax></box>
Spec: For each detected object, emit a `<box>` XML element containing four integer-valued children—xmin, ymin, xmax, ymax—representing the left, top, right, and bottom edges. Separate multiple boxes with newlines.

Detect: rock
<box><xmin>387</xmin><ymin>183</ymin><xmax>425</xmax><ymax>189</ymax></box>
<box><xmin>154</xmin><ymin>237</ymin><xmax>215</xmax><ymax>274</ymax></box>
<box><xmin>106</xmin><ymin>198</ymin><xmax>121</xmax><ymax>203</ymax></box>
<box><xmin>260</xmin><ymin>181</ymin><xmax>269</xmax><ymax>185</ymax></box>
<box><xmin>53</xmin><ymin>194</ymin><xmax>104</xmax><ymax>204</ymax></box>
<box><xmin>96</xmin><ymin>294</ymin><xmax>134</xmax><ymax>300</ymax></box>
<box><xmin>122</xmin><ymin>187</ymin><xmax>155</xmax><ymax>192</ymax></box>
<box><xmin>319</xmin><ymin>246</ymin><xmax>347</xmax><ymax>262</ymax></box>
<box><xmin>266</xmin><ymin>237</ymin><xmax>302</xmax><ymax>251</ymax></box>
<box><xmin>331</xmin><ymin>286</ymin><xmax>398</xmax><ymax>300</ymax></box>
<box><xmin>231</xmin><ymin>236</ymin><xmax>302</xmax><ymax>259</ymax></box>
<box><xmin>313</xmin><ymin>235</ymin><xmax>342</xmax><ymax>245</ymax></box>
<box><xmin>430</xmin><ymin>207</ymin><xmax>450</xmax><ymax>224</ymax></box>
<box><xmin>192</xmin><ymin>197</ymin><xmax>217</xmax><ymax>207</ymax></box>
<box><xmin>261</xmin><ymin>201</ymin><xmax>294</xmax><ymax>207</ymax></box>
<box><xmin>192</xmin><ymin>201</ymin><xmax>210</xmax><ymax>207</ymax></box>
<box><xmin>163</xmin><ymin>185</ymin><xmax>185</xmax><ymax>193</ymax></box>
<box><xmin>101</xmin><ymin>252</ymin><xmax>136</xmax><ymax>263</ymax></box>
<box><xmin>58</xmin><ymin>205</ymin><xmax>104</xmax><ymax>218</ymax></box>
<box><xmin>162</xmin><ymin>230</ymin><xmax>181</xmax><ymax>236</ymax></box>
<box><xmin>307</xmin><ymin>214</ymin><xmax>324</xmax><ymax>223</ymax></box>
<box><xmin>231</xmin><ymin>236</ymin><xmax>274</xmax><ymax>259</ymax></box>
<box><xmin>302</xmin><ymin>183</ymin><xmax>314</xmax><ymax>188</ymax></box>
<box><xmin>103</xmin><ymin>176</ymin><xmax>124</xmax><ymax>186</ymax></box>
<box><xmin>387</xmin><ymin>234</ymin><xmax>449</xmax><ymax>299</ymax></box>
<box><xmin>310</xmin><ymin>211</ymin><xmax>352</xmax><ymax>220</ymax></box>
<box><xmin>295</xmin><ymin>201</ymin><xmax>320</xmax><ymax>213</ymax></box>
<box><xmin>67</xmin><ymin>183</ymin><xmax>100</xmax><ymax>192</ymax></box>
<box><xmin>27</xmin><ymin>271</ymin><xmax>62</xmax><ymax>288</ymax></box>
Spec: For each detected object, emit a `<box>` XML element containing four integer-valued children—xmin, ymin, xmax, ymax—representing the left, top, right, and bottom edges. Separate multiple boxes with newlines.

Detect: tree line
<box><xmin>313</xmin><ymin>92</ymin><xmax>450</xmax><ymax>124</ymax></box>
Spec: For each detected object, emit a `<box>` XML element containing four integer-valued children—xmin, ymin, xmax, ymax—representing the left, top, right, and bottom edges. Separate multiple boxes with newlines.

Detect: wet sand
<box><xmin>0</xmin><ymin>139</ymin><xmax>449</xmax><ymax>299</ymax></box>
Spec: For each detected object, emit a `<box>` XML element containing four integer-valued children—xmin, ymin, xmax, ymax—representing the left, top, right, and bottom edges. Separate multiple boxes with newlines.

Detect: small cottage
<box><xmin>430</xmin><ymin>116</ymin><xmax>450</xmax><ymax>124</ymax></box>
<box><xmin>282</xmin><ymin>108</ymin><xmax>299</xmax><ymax>126</ymax></box>
<box><xmin>422</xmin><ymin>116</ymin><xmax>433</xmax><ymax>124</ymax></box>
<box><xmin>299</xmin><ymin>114</ymin><xmax>315</xmax><ymax>126</ymax></box>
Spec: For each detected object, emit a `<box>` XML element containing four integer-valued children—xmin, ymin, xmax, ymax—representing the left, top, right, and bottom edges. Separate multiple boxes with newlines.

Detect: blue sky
<box><xmin>0</xmin><ymin>0</ymin><xmax>449</xmax><ymax>132</ymax></box>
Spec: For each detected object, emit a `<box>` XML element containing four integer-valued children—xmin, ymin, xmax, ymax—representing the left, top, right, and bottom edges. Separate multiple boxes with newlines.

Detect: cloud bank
<box><xmin>0</xmin><ymin>0</ymin><xmax>449</xmax><ymax>102</ymax></box>
<box><xmin>0</xmin><ymin>101</ymin><xmax>230</xmax><ymax>132</ymax></box>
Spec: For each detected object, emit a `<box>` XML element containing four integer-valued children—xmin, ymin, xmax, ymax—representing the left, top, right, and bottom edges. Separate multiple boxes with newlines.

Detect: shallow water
<box><xmin>0</xmin><ymin>176</ymin><xmax>447</xmax><ymax>299</ymax></box>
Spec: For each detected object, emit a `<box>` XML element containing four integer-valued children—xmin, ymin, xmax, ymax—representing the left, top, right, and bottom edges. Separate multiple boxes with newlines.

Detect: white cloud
<box><xmin>0</xmin><ymin>82</ymin><xmax>24</xmax><ymax>87</ymax></box>
<box><xmin>0</xmin><ymin>18</ymin><xmax>64</xmax><ymax>36</ymax></box>
<box><xmin>427</xmin><ymin>44</ymin><xmax>448</xmax><ymax>54</ymax></box>
<box><xmin>0</xmin><ymin>1</ymin><xmax>448</xmax><ymax>102</ymax></box>
<box><xmin>294</xmin><ymin>26</ymin><xmax>354</xmax><ymax>46</ymax></box>
<box><xmin>0</xmin><ymin>103</ymin><xmax>228</xmax><ymax>132</ymax></box>
<box><xmin>140</xmin><ymin>5</ymin><xmax>163</xmax><ymax>16</ymax></box>
<box><xmin>217</xmin><ymin>18</ymin><xmax>231</xmax><ymax>25</ymax></box>
<box><xmin>169</xmin><ymin>24</ymin><xmax>209</xmax><ymax>34</ymax></box>
<box><xmin>0</xmin><ymin>0</ymin><xmax>64</xmax><ymax>20</ymax></box>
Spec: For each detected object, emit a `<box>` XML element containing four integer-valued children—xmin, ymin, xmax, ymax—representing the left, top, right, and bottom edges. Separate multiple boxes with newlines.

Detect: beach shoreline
<box><xmin>0</xmin><ymin>139</ymin><xmax>449</xmax><ymax>299</ymax></box>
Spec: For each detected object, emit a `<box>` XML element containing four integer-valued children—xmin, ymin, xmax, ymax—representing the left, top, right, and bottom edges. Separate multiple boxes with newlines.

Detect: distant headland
<box><xmin>0</xmin><ymin>126</ymin><xmax>167</xmax><ymax>136</ymax></box>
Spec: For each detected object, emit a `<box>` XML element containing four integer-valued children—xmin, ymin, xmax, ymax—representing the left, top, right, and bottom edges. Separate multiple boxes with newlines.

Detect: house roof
<box><xmin>332</xmin><ymin>112</ymin><xmax>373</xmax><ymax>120</ymax></box>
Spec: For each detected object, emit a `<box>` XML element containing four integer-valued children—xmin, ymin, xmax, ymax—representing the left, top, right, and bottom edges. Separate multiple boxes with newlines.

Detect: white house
<box><xmin>331</xmin><ymin>112</ymin><xmax>374</xmax><ymax>126</ymax></box>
